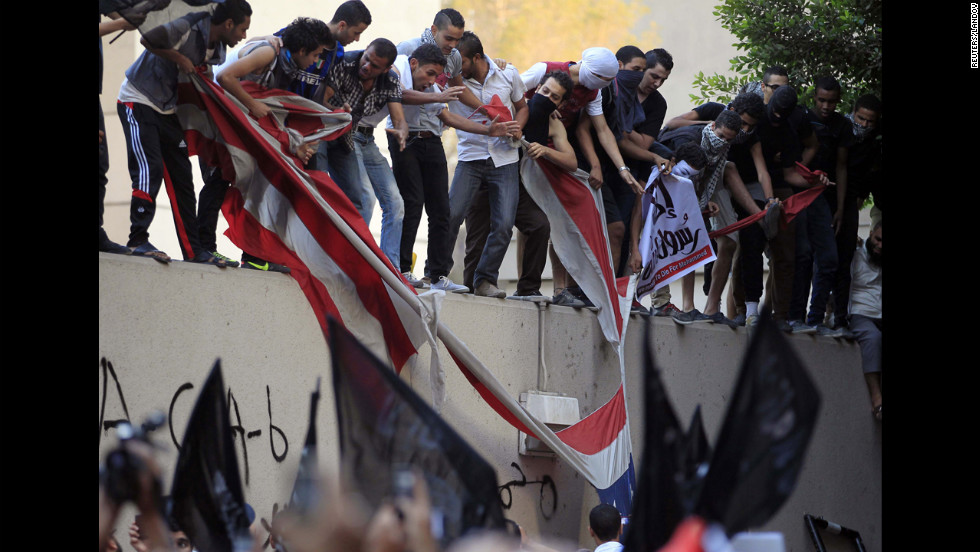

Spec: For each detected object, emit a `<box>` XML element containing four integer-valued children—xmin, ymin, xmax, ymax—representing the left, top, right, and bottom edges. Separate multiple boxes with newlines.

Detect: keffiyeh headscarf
<box><xmin>845</xmin><ymin>112</ymin><xmax>874</xmax><ymax>142</ymax></box>
<box><xmin>697</xmin><ymin>124</ymin><xmax>731</xmax><ymax>209</ymax></box>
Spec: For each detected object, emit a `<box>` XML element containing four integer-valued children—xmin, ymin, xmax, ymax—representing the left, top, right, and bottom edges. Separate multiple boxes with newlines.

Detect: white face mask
<box><xmin>578</xmin><ymin>67</ymin><xmax>613</xmax><ymax>90</ymax></box>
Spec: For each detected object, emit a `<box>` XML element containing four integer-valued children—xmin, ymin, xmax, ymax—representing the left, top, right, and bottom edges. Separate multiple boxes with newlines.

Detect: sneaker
<box><xmin>402</xmin><ymin>272</ymin><xmax>428</xmax><ymax>289</ymax></box>
<box><xmin>815</xmin><ymin>324</ymin><xmax>844</xmax><ymax>338</ymax></box>
<box><xmin>506</xmin><ymin>291</ymin><xmax>552</xmax><ymax>303</ymax></box>
<box><xmin>567</xmin><ymin>286</ymin><xmax>599</xmax><ymax>312</ymax></box>
<box><xmin>652</xmin><ymin>302</ymin><xmax>682</xmax><ymax>317</ymax></box>
<box><xmin>707</xmin><ymin>312</ymin><xmax>738</xmax><ymax>328</ymax></box>
<box><xmin>421</xmin><ymin>276</ymin><xmax>432</xmax><ymax>287</ymax></box>
<box><xmin>211</xmin><ymin>251</ymin><xmax>240</xmax><ymax>268</ymax></box>
<box><xmin>631</xmin><ymin>300</ymin><xmax>650</xmax><ymax>316</ymax></box>
<box><xmin>733</xmin><ymin>313</ymin><xmax>746</xmax><ymax>326</ymax></box>
<box><xmin>671</xmin><ymin>309</ymin><xmax>713</xmax><ymax>325</ymax></box>
<box><xmin>746</xmin><ymin>314</ymin><xmax>760</xmax><ymax>327</ymax></box>
<box><xmin>431</xmin><ymin>276</ymin><xmax>468</xmax><ymax>293</ymax></box>
<box><xmin>775</xmin><ymin>319</ymin><xmax>793</xmax><ymax>333</ymax></box>
<box><xmin>192</xmin><ymin>252</ymin><xmax>229</xmax><ymax>268</ymax></box>
<box><xmin>474</xmin><ymin>281</ymin><xmax>506</xmax><ymax>298</ymax></box>
<box><xmin>552</xmin><ymin>289</ymin><xmax>587</xmax><ymax>308</ymax></box>
<box><xmin>243</xmin><ymin>259</ymin><xmax>291</xmax><ymax>273</ymax></box>
<box><xmin>788</xmin><ymin>320</ymin><xmax>818</xmax><ymax>334</ymax></box>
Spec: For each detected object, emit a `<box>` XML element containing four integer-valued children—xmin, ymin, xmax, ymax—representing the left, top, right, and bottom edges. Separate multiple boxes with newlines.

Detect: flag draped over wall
<box><xmin>519</xmin><ymin>151</ymin><xmax>637</xmax><ymax>512</ymax></box>
<box><xmin>176</xmin><ymin>72</ymin><xmax>637</xmax><ymax>511</ymax></box>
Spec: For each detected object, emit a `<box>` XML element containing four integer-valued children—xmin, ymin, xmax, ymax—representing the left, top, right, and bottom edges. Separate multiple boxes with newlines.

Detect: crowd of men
<box><xmin>100</xmin><ymin>0</ymin><xmax>883</xmax><ymax>415</ymax></box>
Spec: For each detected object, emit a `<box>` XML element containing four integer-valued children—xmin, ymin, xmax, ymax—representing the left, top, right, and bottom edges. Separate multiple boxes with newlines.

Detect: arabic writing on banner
<box><xmin>636</xmin><ymin>164</ymin><xmax>716</xmax><ymax>299</ymax></box>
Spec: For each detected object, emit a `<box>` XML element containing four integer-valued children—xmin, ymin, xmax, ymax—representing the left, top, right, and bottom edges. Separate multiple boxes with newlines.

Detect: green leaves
<box><xmin>690</xmin><ymin>0</ymin><xmax>881</xmax><ymax>109</ymax></box>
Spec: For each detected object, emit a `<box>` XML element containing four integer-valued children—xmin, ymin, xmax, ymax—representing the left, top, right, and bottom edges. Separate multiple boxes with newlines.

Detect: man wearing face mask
<box><xmin>590</xmin><ymin>46</ymin><xmax>655</xmax><ymax>282</ymax></box>
<box><xmin>739</xmin><ymin>65</ymin><xmax>789</xmax><ymax>104</ymax></box>
<box><xmin>616</xmin><ymin>48</ymin><xmax>680</xmax><ymax>315</ymax></box>
<box><xmin>461</xmin><ymin>70</ymin><xmax>580</xmax><ymax>303</ymax></box>
<box><xmin>666</xmin><ymin>92</ymin><xmax>778</xmax><ymax>325</ymax></box>
<box><xmin>832</xmin><ymin>93</ymin><xmax>881</xmax><ymax>332</ymax></box>
<box><xmin>655</xmin><ymin>110</ymin><xmax>745</xmax><ymax>325</ymax></box>
<box><xmin>520</xmin><ymin>47</ymin><xmax>643</xmax><ymax>307</ymax></box>
<box><xmin>753</xmin><ymin>85</ymin><xmax>830</xmax><ymax>332</ymax></box>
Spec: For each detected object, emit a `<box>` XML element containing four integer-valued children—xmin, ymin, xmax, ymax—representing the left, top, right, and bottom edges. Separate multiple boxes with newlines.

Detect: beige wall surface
<box><xmin>99</xmin><ymin>254</ymin><xmax>881</xmax><ymax>551</ymax></box>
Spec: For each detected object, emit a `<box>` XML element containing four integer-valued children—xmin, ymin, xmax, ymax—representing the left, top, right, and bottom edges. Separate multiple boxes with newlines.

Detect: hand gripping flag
<box><xmin>707</xmin><ymin>162</ymin><xmax>829</xmax><ymax>239</ymax></box>
<box><xmin>177</xmin><ymin>71</ymin><xmax>438</xmax><ymax>375</ymax></box>
<box><xmin>328</xmin><ymin>317</ymin><xmax>506</xmax><ymax>549</ymax></box>
<box><xmin>170</xmin><ymin>361</ymin><xmax>253</xmax><ymax>552</ymax></box>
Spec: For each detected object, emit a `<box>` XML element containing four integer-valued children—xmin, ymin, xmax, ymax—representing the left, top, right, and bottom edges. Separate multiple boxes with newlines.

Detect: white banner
<box><xmin>636</xmin><ymin>163</ymin><xmax>717</xmax><ymax>299</ymax></box>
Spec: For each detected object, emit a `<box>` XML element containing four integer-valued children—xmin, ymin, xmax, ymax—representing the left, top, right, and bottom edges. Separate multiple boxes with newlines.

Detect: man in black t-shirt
<box><xmin>751</xmin><ymin>85</ymin><xmax>830</xmax><ymax>331</ymax></box>
<box><xmin>832</xmin><ymin>93</ymin><xmax>882</xmax><ymax>330</ymax></box>
<box><xmin>614</xmin><ymin>48</ymin><xmax>679</xmax><ymax>314</ymax></box>
<box><xmin>791</xmin><ymin>76</ymin><xmax>854</xmax><ymax>335</ymax></box>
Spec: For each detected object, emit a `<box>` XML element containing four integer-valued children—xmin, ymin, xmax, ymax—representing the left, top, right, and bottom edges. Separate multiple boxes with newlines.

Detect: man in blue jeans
<box><xmin>352</xmin><ymin>106</ymin><xmax>405</xmax><ymax>267</ymax></box>
<box><xmin>444</xmin><ymin>32</ymin><xmax>527</xmax><ymax>298</ymax></box>
<box><xmin>312</xmin><ymin>38</ymin><xmax>408</xmax><ymax>222</ymax></box>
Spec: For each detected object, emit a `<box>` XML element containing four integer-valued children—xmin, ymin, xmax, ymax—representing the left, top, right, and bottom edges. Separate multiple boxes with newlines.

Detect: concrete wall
<box><xmin>99</xmin><ymin>254</ymin><xmax>881</xmax><ymax>551</ymax></box>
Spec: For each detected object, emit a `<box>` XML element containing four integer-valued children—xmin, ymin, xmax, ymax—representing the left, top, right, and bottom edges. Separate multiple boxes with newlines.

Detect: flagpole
<box><xmin>294</xmin><ymin>163</ymin><xmax>601</xmax><ymax>484</ymax></box>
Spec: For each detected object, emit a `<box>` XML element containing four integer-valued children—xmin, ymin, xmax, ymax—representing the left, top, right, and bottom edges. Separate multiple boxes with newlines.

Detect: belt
<box><xmin>356</xmin><ymin>125</ymin><xmax>374</xmax><ymax>136</ymax></box>
<box><xmin>408</xmin><ymin>130</ymin><xmax>436</xmax><ymax>138</ymax></box>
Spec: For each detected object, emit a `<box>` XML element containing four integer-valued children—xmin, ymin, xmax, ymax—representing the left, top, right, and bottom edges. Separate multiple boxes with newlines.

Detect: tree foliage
<box><xmin>447</xmin><ymin>0</ymin><xmax>661</xmax><ymax>76</ymax></box>
<box><xmin>690</xmin><ymin>0</ymin><xmax>881</xmax><ymax>111</ymax></box>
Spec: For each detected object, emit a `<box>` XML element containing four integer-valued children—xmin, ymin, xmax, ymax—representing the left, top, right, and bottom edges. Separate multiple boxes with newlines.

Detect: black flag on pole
<box><xmin>288</xmin><ymin>377</ymin><xmax>322</xmax><ymax>517</ymax></box>
<box><xmin>170</xmin><ymin>360</ymin><xmax>252</xmax><ymax>552</ymax></box>
<box><xmin>622</xmin><ymin>319</ymin><xmax>688</xmax><ymax>552</ymax></box>
<box><xmin>694</xmin><ymin>313</ymin><xmax>821</xmax><ymax>534</ymax></box>
<box><xmin>328</xmin><ymin>317</ymin><xmax>505</xmax><ymax>549</ymax></box>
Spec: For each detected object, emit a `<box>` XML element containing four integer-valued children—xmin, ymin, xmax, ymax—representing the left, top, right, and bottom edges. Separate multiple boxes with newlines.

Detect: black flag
<box><xmin>677</xmin><ymin>405</ymin><xmax>710</xmax><ymax>514</ymax></box>
<box><xmin>695</xmin><ymin>313</ymin><xmax>821</xmax><ymax>534</ymax></box>
<box><xmin>328</xmin><ymin>318</ymin><xmax>505</xmax><ymax>549</ymax></box>
<box><xmin>622</xmin><ymin>319</ymin><xmax>688</xmax><ymax>552</ymax></box>
<box><xmin>171</xmin><ymin>361</ymin><xmax>252</xmax><ymax>552</ymax></box>
<box><xmin>288</xmin><ymin>378</ymin><xmax>322</xmax><ymax>517</ymax></box>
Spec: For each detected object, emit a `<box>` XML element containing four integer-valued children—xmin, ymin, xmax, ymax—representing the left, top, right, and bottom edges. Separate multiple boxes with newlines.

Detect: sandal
<box><xmin>873</xmin><ymin>404</ymin><xmax>882</xmax><ymax>421</ymax></box>
<box><xmin>130</xmin><ymin>242</ymin><xmax>172</xmax><ymax>263</ymax></box>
